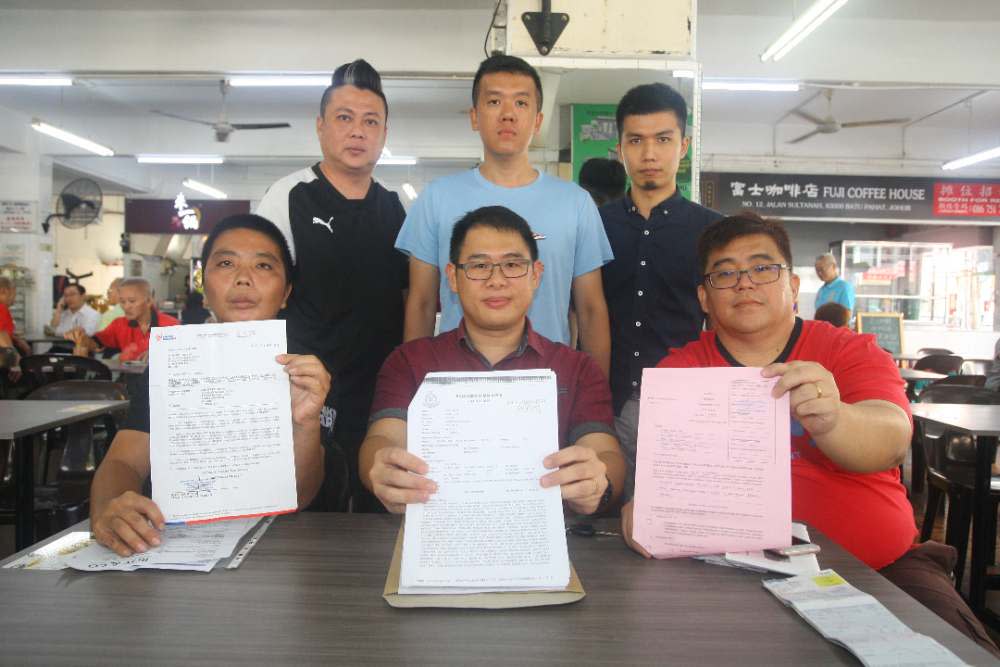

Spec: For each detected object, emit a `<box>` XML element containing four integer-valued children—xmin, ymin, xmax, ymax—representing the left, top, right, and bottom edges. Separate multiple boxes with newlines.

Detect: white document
<box><xmin>695</xmin><ymin>523</ymin><xmax>821</xmax><ymax>576</ymax></box>
<box><xmin>149</xmin><ymin>320</ymin><xmax>298</xmax><ymax>523</ymax></box>
<box><xmin>2</xmin><ymin>532</ymin><xmax>93</xmax><ymax>570</ymax></box>
<box><xmin>65</xmin><ymin>518</ymin><xmax>261</xmax><ymax>572</ymax></box>
<box><xmin>764</xmin><ymin>570</ymin><xmax>966</xmax><ymax>666</ymax></box>
<box><xmin>400</xmin><ymin>370</ymin><xmax>570</xmax><ymax>594</ymax></box>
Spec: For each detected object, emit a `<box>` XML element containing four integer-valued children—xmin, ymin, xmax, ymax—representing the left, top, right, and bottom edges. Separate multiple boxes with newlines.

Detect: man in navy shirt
<box><xmin>599</xmin><ymin>83</ymin><xmax>721</xmax><ymax>494</ymax></box>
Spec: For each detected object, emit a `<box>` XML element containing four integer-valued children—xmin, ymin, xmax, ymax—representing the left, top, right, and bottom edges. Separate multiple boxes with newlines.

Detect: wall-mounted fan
<box><xmin>787</xmin><ymin>89</ymin><xmax>910</xmax><ymax>144</ymax></box>
<box><xmin>43</xmin><ymin>178</ymin><xmax>103</xmax><ymax>234</ymax></box>
<box><xmin>152</xmin><ymin>80</ymin><xmax>291</xmax><ymax>143</ymax></box>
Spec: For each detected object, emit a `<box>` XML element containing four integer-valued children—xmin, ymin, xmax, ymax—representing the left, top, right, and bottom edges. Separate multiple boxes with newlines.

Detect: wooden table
<box><xmin>0</xmin><ymin>399</ymin><xmax>128</xmax><ymax>549</ymax></box>
<box><xmin>0</xmin><ymin>513</ymin><xmax>995</xmax><ymax>665</ymax></box>
<box><xmin>911</xmin><ymin>403</ymin><xmax>1000</xmax><ymax>616</ymax></box>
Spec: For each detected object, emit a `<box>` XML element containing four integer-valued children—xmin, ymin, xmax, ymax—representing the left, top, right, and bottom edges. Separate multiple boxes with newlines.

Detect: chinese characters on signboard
<box><xmin>0</xmin><ymin>201</ymin><xmax>36</xmax><ymax>233</ymax></box>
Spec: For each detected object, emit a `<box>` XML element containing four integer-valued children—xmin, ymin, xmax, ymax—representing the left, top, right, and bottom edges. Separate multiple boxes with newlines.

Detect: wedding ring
<box><xmin>815</xmin><ymin>383</ymin><xmax>823</xmax><ymax>399</ymax></box>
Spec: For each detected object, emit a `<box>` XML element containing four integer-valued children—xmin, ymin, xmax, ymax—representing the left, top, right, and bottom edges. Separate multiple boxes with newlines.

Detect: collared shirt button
<box><xmin>630</xmin><ymin>206</ymin><xmax>637</xmax><ymax>213</ymax></box>
<box><xmin>632</xmin><ymin>380</ymin><xmax>638</xmax><ymax>387</ymax></box>
<box><xmin>663</xmin><ymin>209</ymin><xmax>669</xmax><ymax>215</ymax></box>
<box><xmin>640</xmin><ymin>260</ymin><xmax>647</xmax><ymax>266</ymax></box>
<box><xmin>643</xmin><ymin>229</ymin><xmax>650</xmax><ymax>236</ymax></box>
<box><xmin>635</xmin><ymin>321</ymin><xmax>642</xmax><ymax>327</ymax></box>
<box><xmin>637</xmin><ymin>290</ymin><xmax>643</xmax><ymax>296</ymax></box>
<box><xmin>634</xmin><ymin>351</ymin><xmax>640</xmax><ymax>357</ymax></box>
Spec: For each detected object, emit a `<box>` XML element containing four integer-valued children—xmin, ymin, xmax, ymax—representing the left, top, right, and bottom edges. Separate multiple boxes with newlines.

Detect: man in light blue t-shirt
<box><xmin>395</xmin><ymin>55</ymin><xmax>613</xmax><ymax>376</ymax></box>
<box><xmin>815</xmin><ymin>253</ymin><xmax>856</xmax><ymax>317</ymax></box>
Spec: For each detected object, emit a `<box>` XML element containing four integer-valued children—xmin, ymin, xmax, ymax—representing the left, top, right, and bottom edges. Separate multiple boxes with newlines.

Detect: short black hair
<box><xmin>615</xmin><ymin>82</ymin><xmax>688</xmax><ymax>139</ymax></box>
<box><xmin>697</xmin><ymin>211</ymin><xmax>793</xmax><ymax>275</ymax></box>
<box><xmin>201</xmin><ymin>214</ymin><xmax>295</xmax><ymax>285</ymax></box>
<box><xmin>320</xmin><ymin>59</ymin><xmax>388</xmax><ymax>120</ymax></box>
<box><xmin>449</xmin><ymin>206</ymin><xmax>539</xmax><ymax>264</ymax></box>
<box><xmin>65</xmin><ymin>283</ymin><xmax>85</xmax><ymax>295</ymax></box>
<box><xmin>814</xmin><ymin>302</ymin><xmax>851</xmax><ymax>328</ymax></box>
<box><xmin>579</xmin><ymin>158</ymin><xmax>627</xmax><ymax>206</ymax></box>
<box><xmin>472</xmin><ymin>55</ymin><xmax>543</xmax><ymax>109</ymax></box>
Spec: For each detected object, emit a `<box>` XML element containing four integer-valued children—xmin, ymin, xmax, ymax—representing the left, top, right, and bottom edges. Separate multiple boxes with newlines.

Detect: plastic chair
<box><xmin>913</xmin><ymin>354</ymin><xmax>965</xmax><ymax>375</ymax></box>
<box><xmin>917</xmin><ymin>385</ymin><xmax>1000</xmax><ymax>592</ymax></box>
<box><xmin>19</xmin><ymin>354</ymin><xmax>111</xmax><ymax>390</ymax></box>
<box><xmin>929</xmin><ymin>375</ymin><xmax>987</xmax><ymax>389</ymax></box>
<box><xmin>917</xmin><ymin>347</ymin><xmax>954</xmax><ymax>357</ymax></box>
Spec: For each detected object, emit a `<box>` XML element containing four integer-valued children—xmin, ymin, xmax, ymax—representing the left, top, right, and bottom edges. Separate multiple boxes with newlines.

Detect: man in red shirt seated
<box><xmin>66</xmin><ymin>277</ymin><xmax>179</xmax><ymax>361</ymax></box>
<box><xmin>359</xmin><ymin>205</ymin><xmax>625</xmax><ymax>515</ymax></box>
<box><xmin>620</xmin><ymin>212</ymin><xmax>998</xmax><ymax>655</ymax></box>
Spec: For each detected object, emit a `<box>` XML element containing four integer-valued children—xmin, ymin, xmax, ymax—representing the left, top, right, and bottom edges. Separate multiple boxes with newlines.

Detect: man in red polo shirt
<box><xmin>66</xmin><ymin>277</ymin><xmax>179</xmax><ymax>361</ymax></box>
<box><xmin>620</xmin><ymin>212</ymin><xmax>997</xmax><ymax>655</ymax></box>
<box><xmin>360</xmin><ymin>205</ymin><xmax>625</xmax><ymax>515</ymax></box>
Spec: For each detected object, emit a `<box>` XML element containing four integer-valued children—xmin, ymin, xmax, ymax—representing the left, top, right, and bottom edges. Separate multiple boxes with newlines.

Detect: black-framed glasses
<box><xmin>703</xmin><ymin>263</ymin><xmax>790</xmax><ymax>289</ymax></box>
<box><xmin>456</xmin><ymin>259</ymin><xmax>532</xmax><ymax>281</ymax></box>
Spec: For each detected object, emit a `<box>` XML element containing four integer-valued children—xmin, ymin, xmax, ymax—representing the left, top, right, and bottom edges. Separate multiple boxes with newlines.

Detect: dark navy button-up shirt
<box><xmin>600</xmin><ymin>189</ymin><xmax>722</xmax><ymax>413</ymax></box>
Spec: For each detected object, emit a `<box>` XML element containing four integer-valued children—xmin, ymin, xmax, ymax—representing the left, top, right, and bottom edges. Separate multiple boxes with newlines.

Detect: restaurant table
<box><xmin>0</xmin><ymin>399</ymin><xmax>128</xmax><ymax>550</ymax></box>
<box><xmin>0</xmin><ymin>513</ymin><xmax>996</xmax><ymax>665</ymax></box>
<box><xmin>911</xmin><ymin>403</ymin><xmax>1000</xmax><ymax>617</ymax></box>
<box><xmin>21</xmin><ymin>334</ymin><xmax>68</xmax><ymax>354</ymax></box>
<box><xmin>103</xmin><ymin>359</ymin><xmax>148</xmax><ymax>375</ymax></box>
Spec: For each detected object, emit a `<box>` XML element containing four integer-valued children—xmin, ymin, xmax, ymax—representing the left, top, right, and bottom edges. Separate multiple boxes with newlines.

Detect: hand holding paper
<box><xmin>762</xmin><ymin>361</ymin><xmax>841</xmax><ymax>437</ymax></box>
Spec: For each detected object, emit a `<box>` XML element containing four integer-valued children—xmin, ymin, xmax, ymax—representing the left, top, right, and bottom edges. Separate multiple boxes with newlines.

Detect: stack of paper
<box><xmin>59</xmin><ymin>518</ymin><xmax>265</xmax><ymax>572</ymax></box>
<box><xmin>694</xmin><ymin>523</ymin><xmax>821</xmax><ymax>576</ymax></box>
<box><xmin>764</xmin><ymin>570</ymin><xmax>965</xmax><ymax>666</ymax></box>
<box><xmin>399</xmin><ymin>370</ymin><xmax>570</xmax><ymax>595</ymax></box>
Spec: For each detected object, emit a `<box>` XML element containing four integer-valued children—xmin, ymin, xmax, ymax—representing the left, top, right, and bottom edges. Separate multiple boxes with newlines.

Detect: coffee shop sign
<box><xmin>729</xmin><ymin>181</ymin><xmax>925</xmax><ymax>201</ymax></box>
<box><xmin>173</xmin><ymin>193</ymin><xmax>202</xmax><ymax>231</ymax></box>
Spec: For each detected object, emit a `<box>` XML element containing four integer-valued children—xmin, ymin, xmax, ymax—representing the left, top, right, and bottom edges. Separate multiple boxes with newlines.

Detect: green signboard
<box><xmin>571</xmin><ymin>103</ymin><xmax>693</xmax><ymax>200</ymax></box>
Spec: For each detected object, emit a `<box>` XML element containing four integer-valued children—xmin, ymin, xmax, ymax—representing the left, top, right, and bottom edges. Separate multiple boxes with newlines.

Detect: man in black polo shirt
<box><xmin>600</xmin><ymin>83</ymin><xmax>721</xmax><ymax>494</ymax></box>
<box><xmin>256</xmin><ymin>59</ymin><xmax>408</xmax><ymax>512</ymax></box>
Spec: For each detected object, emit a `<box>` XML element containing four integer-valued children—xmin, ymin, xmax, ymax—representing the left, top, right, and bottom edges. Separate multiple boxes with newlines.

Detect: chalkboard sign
<box><xmin>856</xmin><ymin>312</ymin><xmax>904</xmax><ymax>355</ymax></box>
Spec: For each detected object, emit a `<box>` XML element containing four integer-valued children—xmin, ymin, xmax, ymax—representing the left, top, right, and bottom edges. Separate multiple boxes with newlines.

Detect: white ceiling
<box><xmin>1</xmin><ymin>0</ymin><xmax>999</xmax><ymax>200</ymax></box>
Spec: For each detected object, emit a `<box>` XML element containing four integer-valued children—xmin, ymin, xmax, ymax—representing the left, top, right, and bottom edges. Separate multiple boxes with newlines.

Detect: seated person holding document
<box><xmin>360</xmin><ymin>205</ymin><xmax>625</xmax><ymax>515</ymax></box>
<box><xmin>89</xmin><ymin>214</ymin><xmax>328</xmax><ymax>557</ymax></box>
<box><xmin>620</xmin><ymin>212</ymin><xmax>998</xmax><ymax>656</ymax></box>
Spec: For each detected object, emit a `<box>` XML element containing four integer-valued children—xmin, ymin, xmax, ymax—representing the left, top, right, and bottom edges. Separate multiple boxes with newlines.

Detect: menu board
<box><xmin>856</xmin><ymin>312</ymin><xmax>904</xmax><ymax>355</ymax></box>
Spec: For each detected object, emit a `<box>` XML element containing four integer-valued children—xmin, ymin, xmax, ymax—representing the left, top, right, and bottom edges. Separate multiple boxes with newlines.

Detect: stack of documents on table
<box><xmin>632</xmin><ymin>367</ymin><xmax>792</xmax><ymax>559</ymax></box>
<box><xmin>764</xmin><ymin>570</ymin><xmax>965</xmax><ymax>666</ymax></box>
<box><xmin>384</xmin><ymin>370</ymin><xmax>583</xmax><ymax>608</ymax></box>
<box><xmin>694</xmin><ymin>522</ymin><xmax>821</xmax><ymax>576</ymax></box>
<box><xmin>64</xmin><ymin>517</ymin><xmax>265</xmax><ymax>572</ymax></box>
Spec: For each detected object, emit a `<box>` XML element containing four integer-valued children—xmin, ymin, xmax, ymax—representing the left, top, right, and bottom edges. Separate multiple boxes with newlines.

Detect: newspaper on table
<box><xmin>399</xmin><ymin>370</ymin><xmax>570</xmax><ymax>594</ymax></box>
<box><xmin>764</xmin><ymin>569</ymin><xmax>966</xmax><ymax>666</ymax></box>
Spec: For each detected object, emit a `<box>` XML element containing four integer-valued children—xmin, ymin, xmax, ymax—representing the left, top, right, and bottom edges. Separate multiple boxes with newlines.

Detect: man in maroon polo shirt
<box><xmin>359</xmin><ymin>205</ymin><xmax>625</xmax><ymax>515</ymax></box>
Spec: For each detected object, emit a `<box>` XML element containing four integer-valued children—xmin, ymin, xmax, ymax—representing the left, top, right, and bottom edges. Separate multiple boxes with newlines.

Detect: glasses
<box><xmin>456</xmin><ymin>259</ymin><xmax>532</xmax><ymax>281</ymax></box>
<box><xmin>704</xmin><ymin>263</ymin><xmax>790</xmax><ymax>289</ymax></box>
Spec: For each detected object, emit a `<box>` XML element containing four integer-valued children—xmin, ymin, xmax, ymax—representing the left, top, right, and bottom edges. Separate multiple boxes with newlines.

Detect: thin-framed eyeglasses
<box><xmin>703</xmin><ymin>263</ymin><xmax>790</xmax><ymax>289</ymax></box>
<box><xmin>456</xmin><ymin>259</ymin><xmax>533</xmax><ymax>281</ymax></box>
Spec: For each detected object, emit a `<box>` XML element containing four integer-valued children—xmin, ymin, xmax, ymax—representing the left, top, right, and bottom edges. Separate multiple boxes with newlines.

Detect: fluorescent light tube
<box><xmin>228</xmin><ymin>75</ymin><xmax>329</xmax><ymax>87</ymax></box>
<box><xmin>0</xmin><ymin>77</ymin><xmax>73</xmax><ymax>86</ymax></box>
<box><xmin>702</xmin><ymin>81</ymin><xmax>800</xmax><ymax>92</ymax></box>
<box><xmin>402</xmin><ymin>183</ymin><xmax>418</xmax><ymax>200</ymax></box>
<box><xmin>30</xmin><ymin>119</ymin><xmax>114</xmax><ymax>156</ymax></box>
<box><xmin>761</xmin><ymin>0</ymin><xmax>848</xmax><ymax>62</ymax></box>
<box><xmin>942</xmin><ymin>146</ymin><xmax>1000</xmax><ymax>171</ymax></box>
<box><xmin>138</xmin><ymin>155</ymin><xmax>225</xmax><ymax>165</ymax></box>
<box><xmin>182</xmin><ymin>178</ymin><xmax>227</xmax><ymax>199</ymax></box>
<box><xmin>672</xmin><ymin>70</ymin><xmax>696</xmax><ymax>79</ymax></box>
<box><xmin>378</xmin><ymin>156</ymin><xmax>418</xmax><ymax>166</ymax></box>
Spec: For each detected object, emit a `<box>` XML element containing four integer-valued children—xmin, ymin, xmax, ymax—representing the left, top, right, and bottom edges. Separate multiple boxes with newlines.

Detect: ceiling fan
<box><xmin>152</xmin><ymin>80</ymin><xmax>291</xmax><ymax>142</ymax></box>
<box><xmin>786</xmin><ymin>89</ymin><xmax>910</xmax><ymax>144</ymax></box>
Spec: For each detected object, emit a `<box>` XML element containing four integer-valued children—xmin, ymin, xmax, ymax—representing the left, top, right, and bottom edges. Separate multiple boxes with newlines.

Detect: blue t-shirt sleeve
<box><xmin>394</xmin><ymin>186</ymin><xmax>438</xmax><ymax>266</ymax></box>
<box><xmin>842</xmin><ymin>281</ymin><xmax>856</xmax><ymax>311</ymax></box>
<box><xmin>572</xmin><ymin>193</ymin><xmax>615</xmax><ymax>278</ymax></box>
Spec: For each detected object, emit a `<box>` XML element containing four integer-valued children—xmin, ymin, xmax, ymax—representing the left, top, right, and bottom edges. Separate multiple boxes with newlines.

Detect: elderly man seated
<box><xmin>66</xmin><ymin>277</ymin><xmax>179</xmax><ymax>361</ymax></box>
<box><xmin>620</xmin><ymin>212</ymin><xmax>999</xmax><ymax>657</ymax></box>
<box><xmin>90</xmin><ymin>215</ymin><xmax>329</xmax><ymax>556</ymax></box>
<box><xmin>360</xmin><ymin>205</ymin><xmax>625</xmax><ymax>516</ymax></box>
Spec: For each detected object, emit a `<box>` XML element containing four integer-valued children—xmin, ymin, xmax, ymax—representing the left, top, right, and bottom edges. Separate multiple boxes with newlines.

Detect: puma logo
<box><xmin>312</xmin><ymin>216</ymin><xmax>335</xmax><ymax>234</ymax></box>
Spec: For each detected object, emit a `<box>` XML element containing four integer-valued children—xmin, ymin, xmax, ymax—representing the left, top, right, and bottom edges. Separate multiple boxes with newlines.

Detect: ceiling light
<box><xmin>30</xmin><ymin>119</ymin><xmax>114</xmax><ymax>156</ymax></box>
<box><xmin>402</xmin><ymin>183</ymin><xmax>418</xmax><ymax>200</ymax></box>
<box><xmin>0</xmin><ymin>76</ymin><xmax>73</xmax><ymax>86</ymax></box>
<box><xmin>228</xmin><ymin>75</ymin><xmax>329</xmax><ymax>87</ymax></box>
<box><xmin>760</xmin><ymin>0</ymin><xmax>849</xmax><ymax>62</ymax></box>
<box><xmin>182</xmin><ymin>178</ymin><xmax>227</xmax><ymax>199</ymax></box>
<box><xmin>378</xmin><ymin>156</ymin><xmax>418</xmax><ymax>166</ymax></box>
<box><xmin>942</xmin><ymin>145</ymin><xmax>1000</xmax><ymax>171</ymax></box>
<box><xmin>672</xmin><ymin>70</ymin><xmax>696</xmax><ymax>79</ymax></box>
<box><xmin>702</xmin><ymin>81</ymin><xmax>800</xmax><ymax>92</ymax></box>
<box><xmin>137</xmin><ymin>154</ymin><xmax>225</xmax><ymax>165</ymax></box>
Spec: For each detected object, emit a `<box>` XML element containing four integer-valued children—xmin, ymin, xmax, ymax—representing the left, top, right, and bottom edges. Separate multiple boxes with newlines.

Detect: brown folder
<box><xmin>382</xmin><ymin>525</ymin><xmax>585</xmax><ymax>609</ymax></box>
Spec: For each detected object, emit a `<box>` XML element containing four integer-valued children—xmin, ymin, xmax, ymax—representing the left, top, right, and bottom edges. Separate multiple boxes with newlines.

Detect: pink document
<box><xmin>632</xmin><ymin>367</ymin><xmax>791</xmax><ymax>559</ymax></box>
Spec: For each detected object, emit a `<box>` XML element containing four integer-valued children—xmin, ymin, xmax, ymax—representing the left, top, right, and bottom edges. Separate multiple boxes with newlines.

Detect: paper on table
<box><xmin>764</xmin><ymin>570</ymin><xmax>965</xmax><ymax>666</ymax></box>
<box><xmin>695</xmin><ymin>523</ymin><xmax>821</xmax><ymax>576</ymax></box>
<box><xmin>400</xmin><ymin>370</ymin><xmax>569</xmax><ymax>593</ymax></box>
<box><xmin>2</xmin><ymin>532</ymin><xmax>93</xmax><ymax>570</ymax></box>
<box><xmin>65</xmin><ymin>518</ymin><xmax>261</xmax><ymax>572</ymax></box>
<box><xmin>632</xmin><ymin>367</ymin><xmax>791</xmax><ymax>558</ymax></box>
<box><xmin>148</xmin><ymin>320</ymin><xmax>297</xmax><ymax>524</ymax></box>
